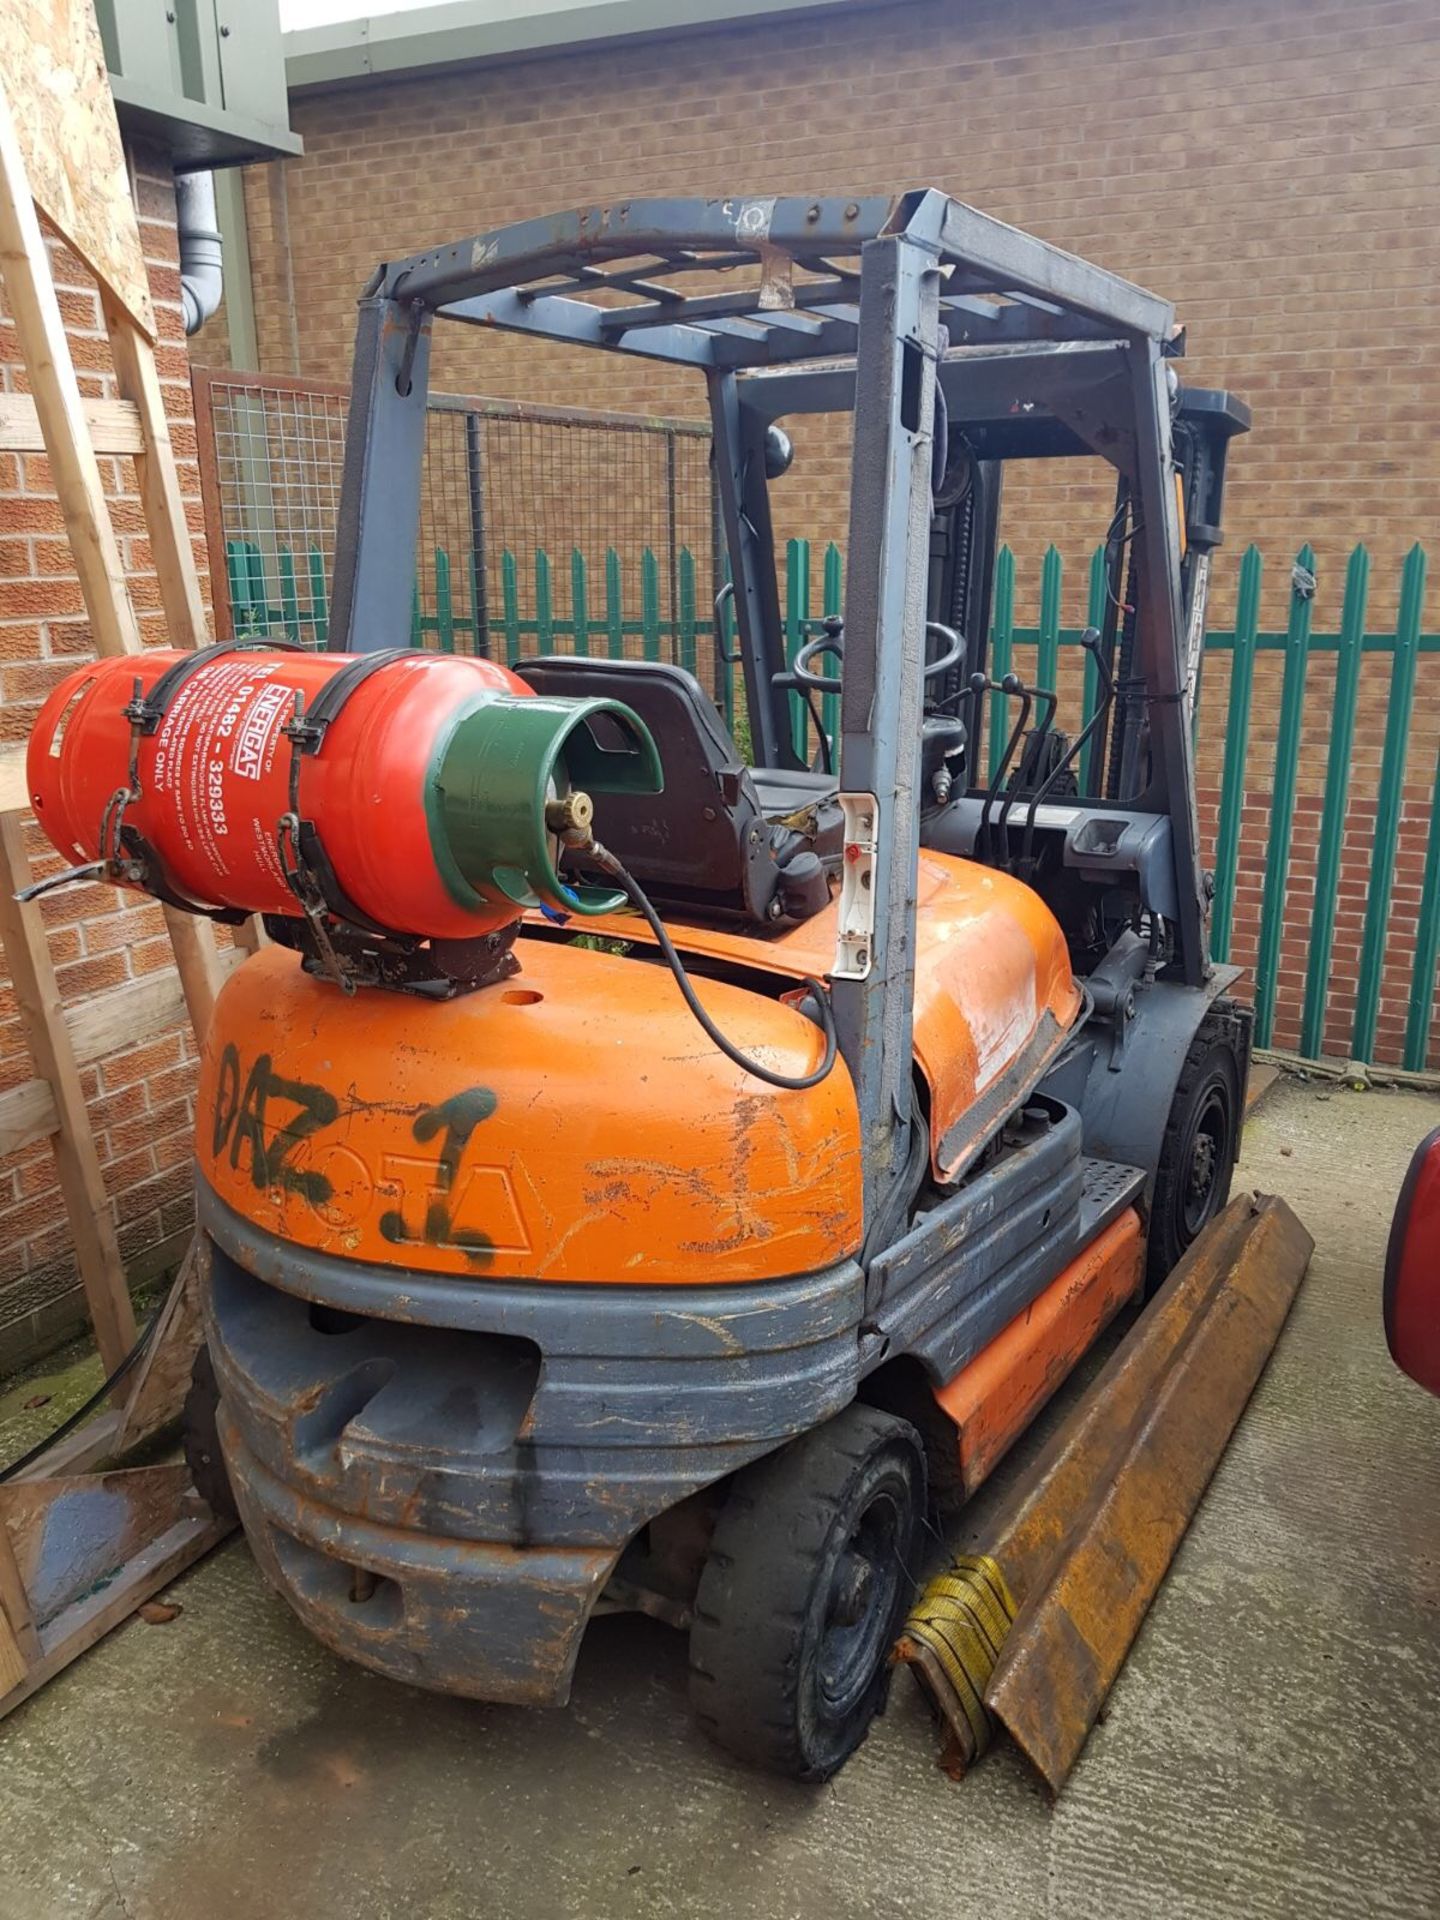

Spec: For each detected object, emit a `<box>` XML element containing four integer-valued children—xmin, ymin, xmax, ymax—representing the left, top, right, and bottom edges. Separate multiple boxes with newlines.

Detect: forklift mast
<box><xmin>327</xmin><ymin>190</ymin><xmax>1247</xmax><ymax>1232</ymax></box>
<box><xmin>924</xmin><ymin>385</ymin><xmax>1248</xmax><ymax>803</ymax></box>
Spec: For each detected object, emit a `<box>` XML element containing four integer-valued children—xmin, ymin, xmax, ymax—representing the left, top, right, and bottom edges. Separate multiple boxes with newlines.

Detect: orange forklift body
<box><xmin>576</xmin><ymin>849</ymin><xmax>1082</xmax><ymax>1182</ymax></box>
<box><xmin>199</xmin><ymin>938</ymin><xmax>861</xmax><ymax>1287</ymax></box>
<box><xmin>196</xmin><ymin>850</ymin><xmax>1079</xmax><ymax>1285</ymax></box>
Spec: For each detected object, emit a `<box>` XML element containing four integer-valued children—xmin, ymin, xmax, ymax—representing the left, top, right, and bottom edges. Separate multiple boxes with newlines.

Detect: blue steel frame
<box><xmin>328</xmin><ymin>190</ymin><xmax>1196</xmax><ymax>1240</ymax></box>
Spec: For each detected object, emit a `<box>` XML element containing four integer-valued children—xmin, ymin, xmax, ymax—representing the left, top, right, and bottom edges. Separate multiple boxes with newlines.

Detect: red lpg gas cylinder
<box><xmin>26</xmin><ymin>644</ymin><xmax>575</xmax><ymax>940</ymax></box>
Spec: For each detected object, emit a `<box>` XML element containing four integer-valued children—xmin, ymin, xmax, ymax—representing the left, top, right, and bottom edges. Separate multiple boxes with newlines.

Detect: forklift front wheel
<box><xmin>688</xmin><ymin>1403</ymin><xmax>925</xmax><ymax>1782</ymax></box>
<box><xmin>1145</xmin><ymin>1001</ymin><xmax>1244</xmax><ymax>1294</ymax></box>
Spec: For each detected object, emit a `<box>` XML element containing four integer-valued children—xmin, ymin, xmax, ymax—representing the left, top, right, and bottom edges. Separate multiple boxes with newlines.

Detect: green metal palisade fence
<box><xmin>225</xmin><ymin>535</ymin><xmax>1440</xmax><ymax>1075</ymax></box>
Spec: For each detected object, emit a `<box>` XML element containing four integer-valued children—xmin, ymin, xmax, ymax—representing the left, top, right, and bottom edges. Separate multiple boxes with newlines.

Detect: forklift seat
<box><xmin>516</xmin><ymin>655</ymin><xmax>840</xmax><ymax>923</ymax></box>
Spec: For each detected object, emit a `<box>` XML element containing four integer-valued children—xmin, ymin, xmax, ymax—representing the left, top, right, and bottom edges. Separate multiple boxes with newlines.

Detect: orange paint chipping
<box><xmin>936</xmin><ymin>1209</ymin><xmax>1146</xmax><ymax>1496</ymax></box>
<box><xmin>198</xmin><ymin>940</ymin><xmax>862</xmax><ymax>1286</ymax></box>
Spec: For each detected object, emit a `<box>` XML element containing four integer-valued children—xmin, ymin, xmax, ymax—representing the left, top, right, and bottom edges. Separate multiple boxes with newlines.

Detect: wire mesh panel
<box><xmin>194</xmin><ymin>371</ymin><xmax>348</xmax><ymax>646</ymax></box>
<box><xmin>194</xmin><ymin>371</ymin><xmax>719</xmax><ymax>690</ymax></box>
<box><xmin>414</xmin><ymin>400</ymin><xmax>717</xmax><ymax>692</ymax></box>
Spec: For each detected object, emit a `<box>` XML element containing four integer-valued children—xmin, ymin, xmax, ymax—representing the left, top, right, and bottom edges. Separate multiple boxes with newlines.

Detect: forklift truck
<box><xmin>29</xmin><ymin>191</ymin><xmax>1252</xmax><ymax>1780</ymax></box>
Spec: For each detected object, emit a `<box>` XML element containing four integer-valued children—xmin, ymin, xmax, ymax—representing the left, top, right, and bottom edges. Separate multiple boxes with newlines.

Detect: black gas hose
<box><xmin>582</xmin><ymin>843</ymin><xmax>838</xmax><ymax>1091</ymax></box>
<box><xmin>0</xmin><ymin>1296</ymin><xmax>165</xmax><ymax>1482</ymax></box>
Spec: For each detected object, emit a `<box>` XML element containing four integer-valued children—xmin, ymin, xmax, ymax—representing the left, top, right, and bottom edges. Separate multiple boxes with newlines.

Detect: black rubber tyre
<box><xmin>1145</xmin><ymin>1000</ymin><xmax>1246</xmax><ymax>1293</ymax></box>
<box><xmin>688</xmin><ymin>1403</ymin><xmax>925</xmax><ymax>1782</ymax></box>
<box><xmin>181</xmin><ymin>1343</ymin><xmax>238</xmax><ymax>1523</ymax></box>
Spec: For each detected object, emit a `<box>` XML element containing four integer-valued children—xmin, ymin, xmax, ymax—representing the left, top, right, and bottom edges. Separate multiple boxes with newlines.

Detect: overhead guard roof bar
<box><xmin>372</xmin><ymin>191</ymin><xmax>1175</xmax><ymax>371</ymax></box>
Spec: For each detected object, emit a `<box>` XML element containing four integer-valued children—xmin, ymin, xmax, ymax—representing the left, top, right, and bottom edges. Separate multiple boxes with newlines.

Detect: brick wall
<box><xmin>247</xmin><ymin>0</ymin><xmax>1440</xmax><ymax>601</ymax></box>
<box><xmin>0</xmin><ymin>141</ymin><xmax>214</xmax><ymax>1371</ymax></box>
<box><xmin>233</xmin><ymin>0</ymin><xmax>1440</xmax><ymax>1067</ymax></box>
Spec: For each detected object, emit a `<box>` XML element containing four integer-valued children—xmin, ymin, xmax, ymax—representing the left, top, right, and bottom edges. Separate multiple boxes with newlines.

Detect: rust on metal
<box><xmin>898</xmin><ymin>1192</ymin><xmax>1313</xmax><ymax>1794</ymax></box>
<box><xmin>218</xmin><ymin>1400</ymin><xmax>618</xmax><ymax>1707</ymax></box>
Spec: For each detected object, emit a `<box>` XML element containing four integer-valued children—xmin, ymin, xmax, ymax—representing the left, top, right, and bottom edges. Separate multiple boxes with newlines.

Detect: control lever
<box><xmin>975</xmin><ymin>671</ymin><xmax>1028</xmax><ymax>866</ymax></box>
<box><xmin>713</xmin><ymin>580</ymin><xmax>741</xmax><ymax>666</ymax></box>
<box><xmin>1018</xmin><ymin>628</ymin><xmax>1116</xmax><ymax>876</ymax></box>
<box><xmin>993</xmin><ymin>680</ymin><xmax>1058</xmax><ymax>859</ymax></box>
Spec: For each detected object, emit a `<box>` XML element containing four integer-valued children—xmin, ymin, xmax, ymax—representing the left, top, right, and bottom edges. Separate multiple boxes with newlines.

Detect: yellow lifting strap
<box><xmin>893</xmin><ymin>1553</ymin><xmax>1016</xmax><ymax>1773</ymax></box>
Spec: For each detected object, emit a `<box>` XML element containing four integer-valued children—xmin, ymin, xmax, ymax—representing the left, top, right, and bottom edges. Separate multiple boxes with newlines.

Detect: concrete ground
<box><xmin>2</xmin><ymin>1075</ymin><xmax>1439</xmax><ymax>1920</ymax></box>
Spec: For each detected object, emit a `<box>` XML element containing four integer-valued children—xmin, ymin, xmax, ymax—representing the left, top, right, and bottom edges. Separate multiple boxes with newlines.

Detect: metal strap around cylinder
<box><xmin>291</xmin><ymin>646</ymin><xmax>416</xmax><ymax>748</ymax></box>
<box><xmin>278</xmin><ymin>649</ymin><xmax>422</xmax><ymax>937</ymax></box>
<box><xmin>126</xmin><ymin>637</ymin><xmax>304</xmax><ymax>735</ymax></box>
<box><xmin>116</xmin><ymin>824</ymin><xmax>250</xmax><ymax>926</ymax></box>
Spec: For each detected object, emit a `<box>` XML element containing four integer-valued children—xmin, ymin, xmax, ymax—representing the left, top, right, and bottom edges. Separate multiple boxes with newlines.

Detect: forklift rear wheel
<box><xmin>181</xmin><ymin>1343</ymin><xmax>238</xmax><ymax>1523</ymax></box>
<box><xmin>688</xmin><ymin>1403</ymin><xmax>925</xmax><ymax>1781</ymax></box>
<box><xmin>1145</xmin><ymin>1001</ymin><xmax>1243</xmax><ymax>1293</ymax></box>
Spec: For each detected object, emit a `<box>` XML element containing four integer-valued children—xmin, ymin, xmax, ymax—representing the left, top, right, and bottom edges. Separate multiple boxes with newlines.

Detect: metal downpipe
<box><xmin>176</xmin><ymin>170</ymin><xmax>222</xmax><ymax>337</ymax></box>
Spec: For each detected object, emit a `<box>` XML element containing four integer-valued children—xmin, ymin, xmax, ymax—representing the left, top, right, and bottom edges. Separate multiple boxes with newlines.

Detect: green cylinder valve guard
<box><xmin>428</xmin><ymin>693</ymin><xmax>663</xmax><ymax>919</ymax></box>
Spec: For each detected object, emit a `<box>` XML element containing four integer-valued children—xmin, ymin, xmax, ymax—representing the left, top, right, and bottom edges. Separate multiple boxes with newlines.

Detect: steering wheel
<box><xmin>778</xmin><ymin>618</ymin><xmax>965</xmax><ymax>695</ymax></box>
<box><xmin>787</xmin><ymin>618</ymin><xmax>846</xmax><ymax>694</ymax></box>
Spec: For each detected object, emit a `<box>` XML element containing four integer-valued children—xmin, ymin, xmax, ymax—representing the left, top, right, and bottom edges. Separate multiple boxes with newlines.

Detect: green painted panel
<box><xmin>605</xmin><ymin>549</ymin><xmax>624</xmax><ymax>660</ymax></box>
<box><xmin>1211</xmin><ymin>545</ymin><xmax>1262</xmax><ymax>964</ymax></box>
<box><xmin>1354</xmin><ymin>544</ymin><xmax>1427</xmax><ymax>1061</ymax></box>
<box><xmin>988</xmin><ymin>546</ymin><xmax>1016</xmax><ymax>782</ymax></box>
<box><xmin>1254</xmin><ymin>547</ymin><xmax>1314</xmax><ymax>1046</ymax></box>
<box><xmin>1404</xmin><ymin>743</ymin><xmax>1440</xmax><ymax>1073</ymax></box>
<box><xmin>1300</xmin><ymin>545</ymin><xmax>1367</xmax><ymax>1055</ymax></box>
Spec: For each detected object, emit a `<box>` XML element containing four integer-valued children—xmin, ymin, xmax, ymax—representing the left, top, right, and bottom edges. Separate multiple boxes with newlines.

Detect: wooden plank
<box><xmin>69</xmin><ymin>948</ymin><xmax>243</xmax><ymax>1067</ymax></box>
<box><xmin>115</xmin><ymin>1244</ymin><xmax>203</xmax><ymax>1453</ymax></box>
<box><xmin>0</xmin><ymin>1074</ymin><xmax>59</xmax><ymax>1159</ymax></box>
<box><xmin>68</xmin><ymin>972</ymin><xmax>196</xmax><ymax>1068</ymax></box>
<box><xmin>159</xmin><ymin>910</ymin><xmax>225</xmax><ymax>1036</ymax></box>
<box><xmin>194</xmin><ymin>366</ymin><xmax>347</xmax><ymax>401</ymax></box>
<box><xmin>102</xmin><ymin>296</ymin><xmax>210</xmax><ymax>652</ymax></box>
<box><xmin>0</xmin><ymin>1512</ymin><xmax>232</xmax><ymax>1723</ymax></box>
<box><xmin>0</xmin><ymin>948</ymin><xmax>245</xmax><ymax>1159</ymax></box>
<box><xmin>0</xmin><ymin>742</ymin><xmax>26</xmax><ymax>815</ymax></box>
<box><xmin>0</xmin><ymin>4</ymin><xmax>154</xmax><ymax>339</ymax></box>
<box><xmin>0</xmin><ymin>392</ymin><xmax>145</xmax><ymax>454</ymax></box>
<box><xmin>101</xmin><ymin>297</ymin><xmax>228</xmax><ymax>1031</ymax></box>
<box><xmin>0</xmin><ymin>813</ymin><xmax>136</xmax><ymax>1372</ymax></box>
<box><xmin>0</xmin><ymin>1518</ymin><xmax>41</xmax><ymax>1671</ymax></box>
<box><xmin>0</xmin><ymin>1608</ymin><xmax>26</xmax><ymax>1696</ymax></box>
<box><xmin>12</xmin><ymin>1410</ymin><xmax>122</xmax><ymax>1484</ymax></box>
<box><xmin>0</xmin><ymin>76</ymin><xmax>144</xmax><ymax>661</ymax></box>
